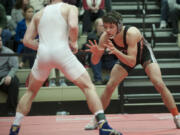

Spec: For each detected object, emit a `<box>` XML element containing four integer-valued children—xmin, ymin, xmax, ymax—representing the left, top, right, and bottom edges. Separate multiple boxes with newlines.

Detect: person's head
<box><xmin>14</xmin><ymin>0</ymin><xmax>29</xmax><ymax>9</ymax></box>
<box><xmin>102</xmin><ymin>11</ymin><xmax>123</xmax><ymax>39</ymax></box>
<box><xmin>23</xmin><ymin>4</ymin><xmax>34</xmax><ymax>21</ymax></box>
<box><xmin>94</xmin><ymin>18</ymin><xmax>104</xmax><ymax>35</ymax></box>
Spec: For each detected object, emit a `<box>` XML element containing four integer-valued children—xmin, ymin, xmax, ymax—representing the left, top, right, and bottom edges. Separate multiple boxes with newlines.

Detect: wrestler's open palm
<box><xmin>85</xmin><ymin>40</ymin><xmax>101</xmax><ymax>54</ymax></box>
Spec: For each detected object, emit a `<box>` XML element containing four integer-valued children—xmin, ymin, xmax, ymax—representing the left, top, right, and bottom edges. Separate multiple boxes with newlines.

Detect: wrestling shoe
<box><xmin>84</xmin><ymin>116</ymin><xmax>98</xmax><ymax>130</ymax></box>
<box><xmin>9</xmin><ymin>125</ymin><xmax>20</xmax><ymax>135</ymax></box>
<box><xmin>174</xmin><ymin>115</ymin><xmax>180</xmax><ymax>128</ymax></box>
<box><xmin>99</xmin><ymin>121</ymin><xmax>123</xmax><ymax>135</ymax></box>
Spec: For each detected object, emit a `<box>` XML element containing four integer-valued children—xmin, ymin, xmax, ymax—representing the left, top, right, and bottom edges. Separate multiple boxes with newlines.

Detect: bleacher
<box><xmin>0</xmin><ymin>0</ymin><xmax>180</xmax><ymax>115</ymax></box>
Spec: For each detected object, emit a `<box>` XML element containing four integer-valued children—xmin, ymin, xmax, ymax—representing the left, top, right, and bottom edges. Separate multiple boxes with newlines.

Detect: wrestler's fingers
<box><xmin>84</xmin><ymin>49</ymin><xmax>90</xmax><ymax>52</ymax></box>
<box><xmin>94</xmin><ymin>40</ymin><xmax>98</xmax><ymax>45</ymax></box>
<box><xmin>88</xmin><ymin>40</ymin><xmax>96</xmax><ymax>46</ymax></box>
<box><xmin>86</xmin><ymin>44</ymin><xmax>92</xmax><ymax>48</ymax></box>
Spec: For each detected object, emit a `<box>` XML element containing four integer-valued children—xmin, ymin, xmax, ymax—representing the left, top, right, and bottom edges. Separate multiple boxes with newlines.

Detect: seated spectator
<box><xmin>159</xmin><ymin>0</ymin><xmax>169</xmax><ymax>29</ymax></box>
<box><xmin>82</xmin><ymin>0</ymin><xmax>105</xmax><ymax>34</ymax></box>
<box><xmin>83</xmin><ymin>18</ymin><xmax>117</xmax><ymax>85</ymax></box>
<box><xmin>15</xmin><ymin>5</ymin><xmax>36</xmax><ymax>68</ymax></box>
<box><xmin>0</xmin><ymin>32</ymin><xmax>19</xmax><ymax>116</ymax></box>
<box><xmin>168</xmin><ymin>0</ymin><xmax>180</xmax><ymax>37</ymax></box>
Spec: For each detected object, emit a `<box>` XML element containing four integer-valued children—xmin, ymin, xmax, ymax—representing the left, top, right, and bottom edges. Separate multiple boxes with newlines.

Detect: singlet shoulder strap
<box><xmin>123</xmin><ymin>25</ymin><xmax>131</xmax><ymax>49</ymax></box>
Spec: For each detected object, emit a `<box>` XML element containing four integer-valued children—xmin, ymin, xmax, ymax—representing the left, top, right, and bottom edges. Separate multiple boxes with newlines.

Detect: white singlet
<box><xmin>32</xmin><ymin>2</ymin><xmax>86</xmax><ymax>81</ymax></box>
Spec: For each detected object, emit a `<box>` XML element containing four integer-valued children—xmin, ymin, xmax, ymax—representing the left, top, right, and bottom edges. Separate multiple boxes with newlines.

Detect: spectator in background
<box><xmin>168</xmin><ymin>0</ymin><xmax>180</xmax><ymax>37</ymax></box>
<box><xmin>10</xmin><ymin>0</ymin><xmax>29</xmax><ymax>36</ymax></box>
<box><xmin>82</xmin><ymin>0</ymin><xmax>105</xmax><ymax>34</ymax></box>
<box><xmin>84</xmin><ymin>18</ymin><xmax>117</xmax><ymax>85</ymax></box>
<box><xmin>15</xmin><ymin>5</ymin><xmax>36</xmax><ymax>68</ymax></box>
<box><xmin>105</xmin><ymin>0</ymin><xmax>112</xmax><ymax>12</ymax></box>
<box><xmin>63</xmin><ymin>0</ymin><xmax>78</xmax><ymax>6</ymax></box>
<box><xmin>49</xmin><ymin>68</ymin><xmax>68</xmax><ymax>87</ymax></box>
<box><xmin>29</xmin><ymin>0</ymin><xmax>48</xmax><ymax>12</ymax></box>
<box><xmin>0</xmin><ymin>4</ymin><xmax>12</xmax><ymax>47</ymax></box>
<box><xmin>159</xmin><ymin>0</ymin><xmax>169</xmax><ymax>29</ymax></box>
<box><xmin>0</xmin><ymin>0</ymin><xmax>15</xmax><ymax>15</ymax></box>
<box><xmin>0</xmin><ymin>31</ymin><xmax>19</xmax><ymax>116</ymax></box>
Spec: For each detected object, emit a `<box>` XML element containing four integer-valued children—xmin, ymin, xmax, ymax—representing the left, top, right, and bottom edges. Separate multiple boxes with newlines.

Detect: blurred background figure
<box><xmin>0</xmin><ymin>30</ymin><xmax>19</xmax><ymax>116</ymax></box>
<box><xmin>159</xmin><ymin>0</ymin><xmax>169</xmax><ymax>29</ymax></box>
<box><xmin>15</xmin><ymin>4</ymin><xmax>36</xmax><ymax>68</ymax></box>
<box><xmin>82</xmin><ymin>0</ymin><xmax>105</xmax><ymax>34</ymax></box>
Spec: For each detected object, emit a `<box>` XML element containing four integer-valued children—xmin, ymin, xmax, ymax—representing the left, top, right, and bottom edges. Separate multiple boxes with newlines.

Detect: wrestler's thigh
<box><xmin>108</xmin><ymin>64</ymin><xmax>128</xmax><ymax>86</ymax></box>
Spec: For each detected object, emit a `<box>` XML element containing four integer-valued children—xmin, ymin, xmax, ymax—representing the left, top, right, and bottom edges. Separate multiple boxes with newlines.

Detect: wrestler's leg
<box><xmin>16</xmin><ymin>72</ymin><xmax>44</xmax><ymax>115</ymax></box>
<box><xmin>84</xmin><ymin>64</ymin><xmax>128</xmax><ymax>130</ymax></box>
<box><xmin>145</xmin><ymin>63</ymin><xmax>177</xmax><ymax>112</ymax></box>
<box><xmin>9</xmin><ymin>58</ymin><xmax>51</xmax><ymax>135</ymax></box>
<box><xmin>101</xmin><ymin>64</ymin><xmax>128</xmax><ymax>110</ymax></box>
<box><xmin>72</xmin><ymin>70</ymin><xmax>122</xmax><ymax>135</ymax></box>
<box><xmin>145</xmin><ymin>63</ymin><xmax>180</xmax><ymax>128</ymax></box>
<box><xmin>73</xmin><ymin>70</ymin><xmax>103</xmax><ymax>113</ymax></box>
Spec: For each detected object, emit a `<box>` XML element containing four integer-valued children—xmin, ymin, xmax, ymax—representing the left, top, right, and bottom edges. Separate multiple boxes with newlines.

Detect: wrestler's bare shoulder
<box><xmin>127</xmin><ymin>26</ymin><xmax>142</xmax><ymax>41</ymax></box>
<box><xmin>60</xmin><ymin>2</ymin><xmax>78</xmax><ymax>14</ymax></box>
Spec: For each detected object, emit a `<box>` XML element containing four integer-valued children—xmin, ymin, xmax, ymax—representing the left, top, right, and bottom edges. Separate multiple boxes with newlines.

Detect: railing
<box><xmin>136</xmin><ymin>0</ymin><xmax>148</xmax><ymax>37</ymax></box>
<box><xmin>151</xmin><ymin>23</ymin><xmax>156</xmax><ymax>48</ymax></box>
<box><xmin>142</xmin><ymin>0</ymin><xmax>147</xmax><ymax>37</ymax></box>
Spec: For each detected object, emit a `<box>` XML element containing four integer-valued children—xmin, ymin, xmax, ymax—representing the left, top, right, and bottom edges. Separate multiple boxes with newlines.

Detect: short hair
<box><xmin>23</xmin><ymin>4</ymin><xmax>34</xmax><ymax>12</ymax></box>
<box><xmin>102</xmin><ymin>11</ymin><xmax>123</xmax><ymax>25</ymax></box>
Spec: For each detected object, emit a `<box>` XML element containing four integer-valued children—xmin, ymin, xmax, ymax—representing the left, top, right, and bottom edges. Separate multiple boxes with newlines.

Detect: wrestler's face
<box><xmin>103</xmin><ymin>23</ymin><xmax>117</xmax><ymax>39</ymax></box>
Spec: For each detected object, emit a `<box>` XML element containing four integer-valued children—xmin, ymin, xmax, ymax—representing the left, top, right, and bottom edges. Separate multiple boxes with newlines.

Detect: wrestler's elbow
<box><xmin>129</xmin><ymin>59</ymin><xmax>136</xmax><ymax>68</ymax></box>
<box><xmin>70</xmin><ymin>26</ymin><xmax>78</xmax><ymax>33</ymax></box>
<box><xmin>23</xmin><ymin>37</ymin><xmax>28</xmax><ymax>47</ymax></box>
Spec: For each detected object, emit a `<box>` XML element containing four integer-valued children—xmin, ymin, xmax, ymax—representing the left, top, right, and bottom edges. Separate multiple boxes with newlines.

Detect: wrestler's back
<box><xmin>37</xmin><ymin>2</ymin><xmax>72</xmax><ymax>63</ymax></box>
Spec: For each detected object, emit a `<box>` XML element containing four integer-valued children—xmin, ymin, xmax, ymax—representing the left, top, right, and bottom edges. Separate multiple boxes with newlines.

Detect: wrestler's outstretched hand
<box><xmin>85</xmin><ymin>40</ymin><xmax>104</xmax><ymax>54</ymax></box>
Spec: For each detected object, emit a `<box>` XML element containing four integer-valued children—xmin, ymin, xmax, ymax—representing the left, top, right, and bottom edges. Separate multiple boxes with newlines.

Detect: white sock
<box><xmin>94</xmin><ymin>110</ymin><xmax>104</xmax><ymax>116</ymax></box>
<box><xmin>13</xmin><ymin>112</ymin><xmax>24</xmax><ymax>126</ymax></box>
<box><xmin>94</xmin><ymin>110</ymin><xmax>105</xmax><ymax>124</ymax></box>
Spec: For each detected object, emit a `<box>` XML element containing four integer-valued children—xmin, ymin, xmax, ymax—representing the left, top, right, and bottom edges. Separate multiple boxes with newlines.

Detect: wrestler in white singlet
<box><xmin>32</xmin><ymin>3</ymin><xmax>86</xmax><ymax>81</ymax></box>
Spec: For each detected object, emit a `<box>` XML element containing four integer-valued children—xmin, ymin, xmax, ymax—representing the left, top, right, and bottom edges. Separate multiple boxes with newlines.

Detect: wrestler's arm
<box><xmin>68</xmin><ymin>5</ymin><xmax>78</xmax><ymax>46</ymax></box>
<box><xmin>113</xmin><ymin>27</ymin><xmax>138</xmax><ymax>67</ymax></box>
<box><xmin>23</xmin><ymin>13</ymin><xmax>39</xmax><ymax>51</ymax></box>
<box><xmin>91</xmin><ymin>32</ymin><xmax>106</xmax><ymax>65</ymax></box>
